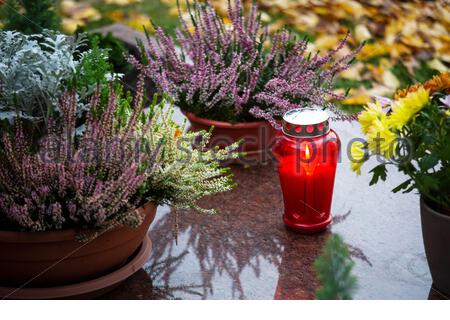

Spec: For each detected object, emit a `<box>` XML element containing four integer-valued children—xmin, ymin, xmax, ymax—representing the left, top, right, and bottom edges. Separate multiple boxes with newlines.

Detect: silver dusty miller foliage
<box><xmin>0</xmin><ymin>30</ymin><xmax>117</xmax><ymax>126</ymax></box>
<box><xmin>0</xmin><ymin>30</ymin><xmax>81</xmax><ymax>122</ymax></box>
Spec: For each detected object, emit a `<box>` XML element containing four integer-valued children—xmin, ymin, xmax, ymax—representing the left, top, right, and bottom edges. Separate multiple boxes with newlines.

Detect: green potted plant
<box><xmin>350</xmin><ymin>72</ymin><xmax>450</xmax><ymax>295</ymax></box>
<box><xmin>0</xmin><ymin>85</ymin><xmax>237</xmax><ymax>299</ymax></box>
<box><xmin>0</xmin><ymin>30</ymin><xmax>121</xmax><ymax>135</ymax></box>
<box><xmin>0</xmin><ymin>31</ymin><xmax>238</xmax><ymax>297</ymax></box>
<box><xmin>132</xmin><ymin>0</ymin><xmax>361</xmax><ymax>163</ymax></box>
<box><xmin>1</xmin><ymin>0</ymin><xmax>137</xmax><ymax>98</ymax></box>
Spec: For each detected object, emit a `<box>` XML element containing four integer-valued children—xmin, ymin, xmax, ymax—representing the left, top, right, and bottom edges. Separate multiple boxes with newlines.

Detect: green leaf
<box><xmin>369</xmin><ymin>164</ymin><xmax>387</xmax><ymax>186</ymax></box>
<box><xmin>420</xmin><ymin>174</ymin><xmax>440</xmax><ymax>192</ymax></box>
<box><xmin>392</xmin><ymin>179</ymin><xmax>412</xmax><ymax>193</ymax></box>
<box><xmin>419</xmin><ymin>154</ymin><xmax>439</xmax><ymax>171</ymax></box>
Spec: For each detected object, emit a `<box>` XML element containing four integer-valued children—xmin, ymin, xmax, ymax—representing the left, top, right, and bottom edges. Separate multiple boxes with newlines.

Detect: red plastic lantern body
<box><xmin>273</xmin><ymin>108</ymin><xmax>340</xmax><ymax>233</ymax></box>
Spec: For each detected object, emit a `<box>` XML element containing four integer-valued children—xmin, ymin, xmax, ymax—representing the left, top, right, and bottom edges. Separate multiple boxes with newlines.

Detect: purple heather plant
<box><xmin>0</xmin><ymin>86</ymin><xmax>159</xmax><ymax>232</ymax></box>
<box><xmin>133</xmin><ymin>0</ymin><xmax>362</xmax><ymax>127</ymax></box>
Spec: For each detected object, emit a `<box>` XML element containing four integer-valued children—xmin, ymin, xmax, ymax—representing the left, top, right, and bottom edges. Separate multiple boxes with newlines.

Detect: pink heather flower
<box><xmin>0</xmin><ymin>87</ymin><xmax>159</xmax><ymax>232</ymax></box>
<box><xmin>138</xmin><ymin>0</ymin><xmax>362</xmax><ymax>125</ymax></box>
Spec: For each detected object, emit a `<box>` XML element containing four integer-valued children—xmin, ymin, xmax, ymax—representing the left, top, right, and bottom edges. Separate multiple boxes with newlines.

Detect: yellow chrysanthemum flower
<box><xmin>389</xmin><ymin>87</ymin><xmax>430</xmax><ymax>130</ymax></box>
<box><xmin>445</xmin><ymin>109</ymin><xmax>450</xmax><ymax>118</ymax></box>
<box><xmin>367</xmin><ymin>118</ymin><xmax>398</xmax><ymax>159</ymax></box>
<box><xmin>358</xmin><ymin>100</ymin><xmax>384</xmax><ymax>134</ymax></box>
<box><xmin>350</xmin><ymin>141</ymin><xmax>366</xmax><ymax>175</ymax></box>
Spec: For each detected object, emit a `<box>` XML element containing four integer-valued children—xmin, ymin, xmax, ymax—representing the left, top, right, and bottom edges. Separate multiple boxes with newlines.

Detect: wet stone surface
<box><xmin>104</xmin><ymin>111</ymin><xmax>445</xmax><ymax>300</ymax></box>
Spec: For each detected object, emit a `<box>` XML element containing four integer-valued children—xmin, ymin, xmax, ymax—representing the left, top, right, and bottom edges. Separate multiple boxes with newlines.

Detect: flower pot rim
<box><xmin>0</xmin><ymin>202</ymin><xmax>156</xmax><ymax>243</ymax></box>
<box><xmin>183</xmin><ymin>111</ymin><xmax>273</xmax><ymax>129</ymax></box>
<box><xmin>421</xmin><ymin>196</ymin><xmax>450</xmax><ymax>221</ymax></box>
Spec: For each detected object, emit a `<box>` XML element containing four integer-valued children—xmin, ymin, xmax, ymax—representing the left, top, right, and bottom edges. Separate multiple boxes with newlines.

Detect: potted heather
<box><xmin>0</xmin><ymin>84</ymin><xmax>237</xmax><ymax>299</ymax></box>
<box><xmin>135</xmin><ymin>0</ymin><xmax>361</xmax><ymax>163</ymax></box>
<box><xmin>350</xmin><ymin>72</ymin><xmax>450</xmax><ymax>295</ymax></box>
<box><xmin>0</xmin><ymin>54</ymin><xmax>237</xmax><ymax>298</ymax></box>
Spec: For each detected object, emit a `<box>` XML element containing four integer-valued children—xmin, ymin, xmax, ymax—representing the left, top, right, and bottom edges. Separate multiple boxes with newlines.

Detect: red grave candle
<box><xmin>273</xmin><ymin>108</ymin><xmax>340</xmax><ymax>233</ymax></box>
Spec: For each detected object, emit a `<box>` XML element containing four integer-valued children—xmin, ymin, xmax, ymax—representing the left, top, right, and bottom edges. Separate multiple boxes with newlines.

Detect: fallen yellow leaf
<box><xmin>127</xmin><ymin>12</ymin><xmax>154</xmax><ymax>32</ymax></box>
<box><xmin>355</xmin><ymin>24</ymin><xmax>371</xmax><ymax>42</ymax></box>
<box><xmin>61</xmin><ymin>17</ymin><xmax>85</xmax><ymax>34</ymax></box>
<box><xmin>428</xmin><ymin>59</ymin><xmax>449</xmax><ymax>73</ymax></box>
<box><xmin>314</xmin><ymin>35</ymin><xmax>340</xmax><ymax>51</ymax></box>
<box><xmin>382</xmin><ymin>70</ymin><xmax>400</xmax><ymax>89</ymax></box>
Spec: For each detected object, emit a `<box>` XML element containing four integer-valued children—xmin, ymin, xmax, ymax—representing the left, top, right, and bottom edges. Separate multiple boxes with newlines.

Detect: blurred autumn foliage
<box><xmin>169</xmin><ymin>0</ymin><xmax>449</xmax><ymax>107</ymax></box>
<box><xmin>2</xmin><ymin>0</ymin><xmax>449</xmax><ymax>106</ymax></box>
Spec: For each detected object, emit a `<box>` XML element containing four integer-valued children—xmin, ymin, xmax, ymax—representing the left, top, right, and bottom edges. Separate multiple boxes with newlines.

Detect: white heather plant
<box><xmin>115</xmin><ymin>90</ymin><xmax>240</xmax><ymax>213</ymax></box>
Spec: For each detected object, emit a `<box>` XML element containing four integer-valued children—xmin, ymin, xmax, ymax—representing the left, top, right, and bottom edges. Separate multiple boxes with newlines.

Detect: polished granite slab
<box><xmin>92</xmin><ymin>24</ymin><xmax>443</xmax><ymax>300</ymax></box>
<box><xmin>103</xmin><ymin>110</ymin><xmax>447</xmax><ymax>300</ymax></box>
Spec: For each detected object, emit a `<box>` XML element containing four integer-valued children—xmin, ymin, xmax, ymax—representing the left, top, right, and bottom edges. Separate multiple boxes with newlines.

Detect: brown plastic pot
<box><xmin>0</xmin><ymin>202</ymin><xmax>157</xmax><ymax>288</ymax></box>
<box><xmin>0</xmin><ymin>236</ymin><xmax>152</xmax><ymax>299</ymax></box>
<box><xmin>183</xmin><ymin>111</ymin><xmax>278</xmax><ymax>164</ymax></box>
<box><xmin>420</xmin><ymin>197</ymin><xmax>450</xmax><ymax>295</ymax></box>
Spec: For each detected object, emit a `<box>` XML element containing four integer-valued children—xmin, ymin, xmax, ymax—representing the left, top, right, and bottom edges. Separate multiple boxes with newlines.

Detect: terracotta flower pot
<box><xmin>0</xmin><ymin>236</ymin><xmax>152</xmax><ymax>299</ymax></box>
<box><xmin>183</xmin><ymin>111</ymin><xmax>278</xmax><ymax>164</ymax></box>
<box><xmin>0</xmin><ymin>202</ymin><xmax>157</xmax><ymax>288</ymax></box>
<box><xmin>420</xmin><ymin>197</ymin><xmax>450</xmax><ymax>295</ymax></box>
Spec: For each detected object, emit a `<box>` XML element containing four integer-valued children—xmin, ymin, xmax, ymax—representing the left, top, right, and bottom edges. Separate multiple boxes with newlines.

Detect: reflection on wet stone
<box><xmin>148</xmin><ymin>163</ymin><xmax>285</xmax><ymax>299</ymax></box>
<box><xmin>103</xmin><ymin>269</ymin><xmax>168</xmax><ymax>300</ymax></box>
<box><xmin>105</xmin><ymin>152</ymin><xmax>435</xmax><ymax>299</ymax></box>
